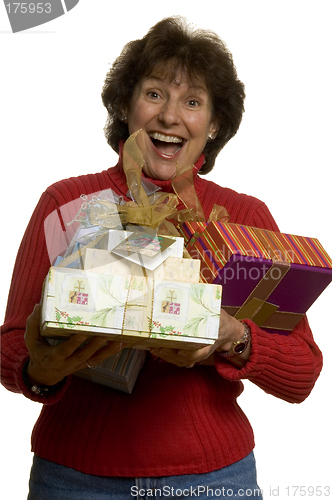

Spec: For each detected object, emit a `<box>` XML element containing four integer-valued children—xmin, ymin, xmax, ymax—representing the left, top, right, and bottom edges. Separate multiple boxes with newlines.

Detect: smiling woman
<box><xmin>1</xmin><ymin>15</ymin><xmax>323</xmax><ymax>500</ymax></box>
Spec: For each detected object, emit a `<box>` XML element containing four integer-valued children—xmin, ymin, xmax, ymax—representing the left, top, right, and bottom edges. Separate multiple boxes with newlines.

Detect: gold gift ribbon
<box><xmin>171</xmin><ymin>165</ymin><xmax>205</xmax><ymax>222</ymax></box>
<box><xmin>229</xmin><ymin>228</ymin><xmax>300</xmax><ymax>329</ymax></box>
<box><xmin>224</xmin><ymin>304</ymin><xmax>303</xmax><ymax>331</ymax></box>
<box><xmin>224</xmin><ymin>253</ymin><xmax>303</xmax><ymax>331</ymax></box>
<box><xmin>232</xmin><ymin>262</ymin><xmax>292</xmax><ymax>327</ymax></box>
<box><xmin>120</xmin><ymin>272</ymin><xmax>155</xmax><ymax>345</ymax></box>
<box><xmin>208</xmin><ymin>205</ymin><xmax>230</xmax><ymax>224</ymax></box>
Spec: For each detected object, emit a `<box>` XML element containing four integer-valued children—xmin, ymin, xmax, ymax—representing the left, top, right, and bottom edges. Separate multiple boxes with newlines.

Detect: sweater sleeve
<box><xmin>213</xmin><ymin>198</ymin><xmax>323</xmax><ymax>403</ymax></box>
<box><xmin>214</xmin><ymin>317</ymin><xmax>322</xmax><ymax>403</ymax></box>
<box><xmin>0</xmin><ymin>190</ymin><xmax>71</xmax><ymax>403</ymax></box>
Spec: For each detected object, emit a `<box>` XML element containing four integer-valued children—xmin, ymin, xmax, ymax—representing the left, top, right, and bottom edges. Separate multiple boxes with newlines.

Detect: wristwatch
<box><xmin>22</xmin><ymin>358</ymin><xmax>66</xmax><ymax>397</ymax></box>
<box><xmin>218</xmin><ymin>322</ymin><xmax>251</xmax><ymax>357</ymax></box>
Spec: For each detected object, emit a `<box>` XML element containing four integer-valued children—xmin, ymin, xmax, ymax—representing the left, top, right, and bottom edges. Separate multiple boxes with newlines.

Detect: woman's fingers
<box><xmin>150</xmin><ymin>345</ymin><xmax>214</xmax><ymax>367</ymax></box>
<box><xmin>55</xmin><ymin>334</ymin><xmax>93</xmax><ymax>359</ymax></box>
<box><xmin>55</xmin><ymin>336</ymin><xmax>125</xmax><ymax>371</ymax></box>
<box><xmin>24</xmin><ymin>305</ymin><xmax>130</xmax><ymax>381</ymax></box>
<box><xmin>24</xmin><ymin>304</ymin><xmax>42</xmax><ymax>345</ymax></box>
<box><xmin>81</xmin><ymin>341</ymin><xmax>125</xmax><ymax>369</ymax></box>
<box><xmin>177</xmin><ymin>345</ymin><xmax>212</xmax><ymax>360</ymax></box>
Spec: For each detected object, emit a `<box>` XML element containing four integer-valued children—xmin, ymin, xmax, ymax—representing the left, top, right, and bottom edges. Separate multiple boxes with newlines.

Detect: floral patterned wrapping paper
<box><xmin>40</xmin><ymin>266</ymin><xmax>222</xmax><ymax>350</ymax></box>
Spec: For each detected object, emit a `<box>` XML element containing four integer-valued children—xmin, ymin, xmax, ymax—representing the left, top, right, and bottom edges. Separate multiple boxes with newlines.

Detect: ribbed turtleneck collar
<box><xmin>107</xmin><ymin>140</ymin><xmax>206</xmax><ymax>198</ymax></box>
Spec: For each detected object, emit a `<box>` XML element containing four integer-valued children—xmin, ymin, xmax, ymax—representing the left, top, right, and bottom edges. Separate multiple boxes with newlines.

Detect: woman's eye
<box><xmin>188</xmin><ymin>99</ymin><xmax>200</xmax><ymax>107</ymax></box>
<box><xmin>147</xmin><ymin>91</ymin><xmax>160</xmax><ymax>99</ymax></box>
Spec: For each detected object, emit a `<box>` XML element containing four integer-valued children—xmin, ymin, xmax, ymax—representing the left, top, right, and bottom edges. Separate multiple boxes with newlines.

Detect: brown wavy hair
<box><xmin>101</xmin><ymin>17</ymin><xmax>245</xmax><ymax>175</ymax></box>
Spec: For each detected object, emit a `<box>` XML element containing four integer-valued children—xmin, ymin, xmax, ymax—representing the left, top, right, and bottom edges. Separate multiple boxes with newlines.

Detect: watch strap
<box><xmin>218</xmin><ymin>322</ymin><xmax>251</xmax><ymax>357</ymax></box>
<box><xmin>22</xmin><ymin>358</ymin><xmax>66</xmax><ymax>396</ymax></box>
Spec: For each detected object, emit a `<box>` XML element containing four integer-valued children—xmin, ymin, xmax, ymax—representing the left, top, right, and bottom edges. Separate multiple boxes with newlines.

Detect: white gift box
<box><xmin>41</xmin><ymin>266</ymin><xmax>222</xmax><ymax>350</ymax></box>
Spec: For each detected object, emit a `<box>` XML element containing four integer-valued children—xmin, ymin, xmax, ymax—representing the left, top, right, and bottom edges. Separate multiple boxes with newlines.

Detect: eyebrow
<box><xmin>146</xmin><ymin>75</ymin><xmax>208</xmax><ymax>93</ymax></box>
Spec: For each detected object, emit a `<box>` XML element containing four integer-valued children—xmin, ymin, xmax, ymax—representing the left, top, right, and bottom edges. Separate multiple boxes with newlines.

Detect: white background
<box><xmin>1</xmin><ymin>1</ymin><xmax>331</xmax><ymax>498</ymax></box>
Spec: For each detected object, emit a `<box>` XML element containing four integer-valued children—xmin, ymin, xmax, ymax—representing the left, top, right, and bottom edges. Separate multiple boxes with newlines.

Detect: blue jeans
<box><xmin>28</xmin><ymin>452</ymin><xmax>263</xmax><ymax>499</ymax></box>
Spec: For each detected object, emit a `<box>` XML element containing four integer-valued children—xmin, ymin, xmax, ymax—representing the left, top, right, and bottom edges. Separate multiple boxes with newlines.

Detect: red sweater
<box><xmin>1</xmin><ymin>156</ymin><xmax>323</xmax><ymax>477</ymax></box>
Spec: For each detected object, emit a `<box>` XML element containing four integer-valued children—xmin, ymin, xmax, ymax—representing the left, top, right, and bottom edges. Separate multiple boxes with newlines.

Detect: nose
<box><xmin>158</xmin><ymin>99</ymin><xmax>181</xmax><ymax>127</ymax></box>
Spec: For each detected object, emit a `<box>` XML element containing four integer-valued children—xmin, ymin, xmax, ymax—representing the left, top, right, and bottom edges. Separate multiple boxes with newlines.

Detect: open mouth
<box><xmin>149</xmin><ymin>132</ymin><xmax>184</xmax><ymax>157</ymax></box>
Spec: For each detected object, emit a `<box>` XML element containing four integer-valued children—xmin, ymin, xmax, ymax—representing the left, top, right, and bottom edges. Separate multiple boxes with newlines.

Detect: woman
<box><xmin>0</xmin><ymin>17</ymin><xmax>322</xmax><ymax>500</ymax></box>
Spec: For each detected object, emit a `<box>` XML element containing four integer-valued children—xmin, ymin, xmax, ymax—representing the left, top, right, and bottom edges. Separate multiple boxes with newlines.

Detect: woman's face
<box><xmin>124</xmin><ymin>72</ymin><xmax>219</xmax><ymax>181</ymax></box>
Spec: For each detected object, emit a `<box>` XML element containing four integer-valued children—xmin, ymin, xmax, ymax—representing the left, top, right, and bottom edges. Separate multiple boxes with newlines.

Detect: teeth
<box><xmin>149</xmin><ymin>132</ymin><xmax>182</xmax><ymax>143</ymax></box>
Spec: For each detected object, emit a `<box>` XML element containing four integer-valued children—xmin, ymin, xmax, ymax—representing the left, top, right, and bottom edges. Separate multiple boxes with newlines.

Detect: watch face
<box><xmin>234</xmin><ymin>342</ymin><xmax>246</xmax><ymax>354</ymax></box>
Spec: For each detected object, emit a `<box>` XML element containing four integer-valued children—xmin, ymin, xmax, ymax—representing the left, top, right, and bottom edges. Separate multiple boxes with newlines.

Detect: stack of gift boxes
<box><xmin>41</xmin><ymin>206</ymin><xmax>332</xmax><ymax>391</ymax></box>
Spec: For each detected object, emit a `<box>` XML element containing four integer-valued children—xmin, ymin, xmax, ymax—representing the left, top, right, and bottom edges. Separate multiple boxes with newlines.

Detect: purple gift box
<box><xmin>182</xmin><ymin>221</ymin><xmax>332</xmax><ymax>333</ymax></box>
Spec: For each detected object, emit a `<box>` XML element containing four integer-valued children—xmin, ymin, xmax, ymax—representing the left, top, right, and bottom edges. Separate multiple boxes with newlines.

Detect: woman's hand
<box><xmin>150</xmin><ymin>309</ymin><xmax>251</xmax><ymax>369</ymax></box>
<box><xmin>24</xmin><ymin>304</ymin><xmax>125</xmax><ymax>386</ymax></box>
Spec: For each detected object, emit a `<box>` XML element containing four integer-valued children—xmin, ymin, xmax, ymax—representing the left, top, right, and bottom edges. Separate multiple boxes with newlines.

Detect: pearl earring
<box><xmin>121</xmin><ymin>115</ymin><xmax>128</xmax><ymax>123</ymax></box>
<box><xmin>208</xmin><ymin>133</ymin><xmax>215</xmax><ymax>140</ymax></box>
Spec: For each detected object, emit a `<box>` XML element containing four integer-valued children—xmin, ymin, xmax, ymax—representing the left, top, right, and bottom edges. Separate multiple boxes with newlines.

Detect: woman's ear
<box><xmin>119</xmin><ymin>106</ymin><xmax>128</xmax><ymax>123</ymax></box>
<box><xmin>208</xmin><ymin>119</ymin><xmax>220</xmax><ymax>141</ymax></box>
<box><xmin>208</xmin><ymin>120</ymin><xmax>220</xmax><ymax>140</ymax></box>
